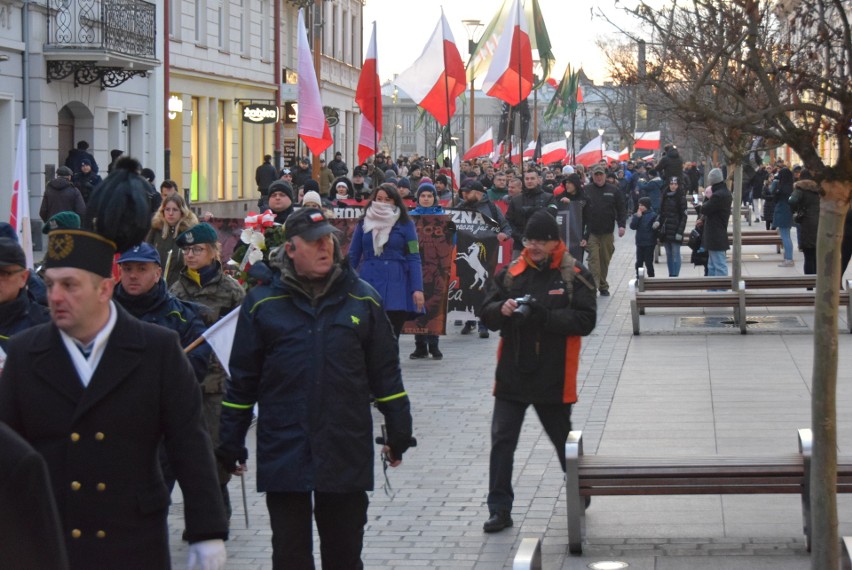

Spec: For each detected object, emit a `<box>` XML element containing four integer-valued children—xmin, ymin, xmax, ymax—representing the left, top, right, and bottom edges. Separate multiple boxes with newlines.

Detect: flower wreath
<box><xmin>230</xmin><ymin>209</ymin><xmax>284</xmax><ymax>287</ymax></box>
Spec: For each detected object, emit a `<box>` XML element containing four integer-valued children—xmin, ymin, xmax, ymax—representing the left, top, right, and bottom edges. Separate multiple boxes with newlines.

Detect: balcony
<box><xmin>45</xmin><ymin>0</ymin><xmax>159</xmax><ymax>88</ymax></box>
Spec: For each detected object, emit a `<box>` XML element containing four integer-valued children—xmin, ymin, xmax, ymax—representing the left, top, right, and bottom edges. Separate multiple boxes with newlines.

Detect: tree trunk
<box><xmin>811</xmin><ymin>179</ymin><xmax>851</xmax><ymax>570</ymax></box>
<box><xmin>731</xmin><ymin>164</ymin><xmax>743</xmax><ymax>295</ymax></box>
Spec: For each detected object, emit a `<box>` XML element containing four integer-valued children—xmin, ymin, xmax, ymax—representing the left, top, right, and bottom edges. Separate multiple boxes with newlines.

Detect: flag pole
<box><xmin>441</xmin><ymin>9</ymin><xmax>452</xmax><ymax>176</ymax></box>
<box><xmin>515</xmin><ymin>0</ymin><xmax>523</xmax><ymax>168</ymax></box>
<box><xmin>372</xmin><ymin>22</ymin><xmax>378</xmax><ymax>162</ymax></box>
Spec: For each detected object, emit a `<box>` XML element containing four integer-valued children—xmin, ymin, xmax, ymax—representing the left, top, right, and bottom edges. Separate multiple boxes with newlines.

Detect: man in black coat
<box><xmin>0</xmin><ymin>421</ymin><xmax>69</xmax><ymax>570</ymax></box>
<box><xmin>581</xmin><ymin>165</ymin><xmax>627</xmax><ymax>296</ymax></box>
<box><xmin>479</xmin><ymin>210</ymin><xmax>597</xmax><ymax>532</ymax></box>
<box><xmin>505</xmin><ymin>169</ymin><xmax>554</xmax><ymax>257</ymax></box>
<box><xmin>0</xmin><ymin>229</ymin><xmax>228</xmax><ymax>570</ymax></box>
<box><xmin>0</xmin><ymin>238</ymin><xmax>50</xmax><ymax>354</ymax></box>
<box><xmin>700</xmin><ymin>168</ymin><xmax>733</xmax><ymax>276</ymax></box>
<box><xmin>65</xmin><ymin>141</ymin><xmax>99</xmax><ymax>175</ymax></box>
<box><xmin>255</xmin><ymin>154</ymin><xmax>278</xmax><ymax>208</ymax></box>
<box><xmin>328</xmin><ymin>150</ymin><xmax>349</xmax><ymax>178</ymax></box>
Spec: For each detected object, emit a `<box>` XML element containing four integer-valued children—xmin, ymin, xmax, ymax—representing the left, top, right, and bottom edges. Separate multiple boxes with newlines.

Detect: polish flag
<box><xmin>394</xmin><ymin>11</ymin><xmax>466</xmax><ymax>126</ymax></box>
<box><xmin>604</xmin><ymin>150</ymin><xmax>621</xmax><ymax>163</ymax></box>
<box><xmin>356</xmin><ymin>22</ymin><xmax>381</xmax><ymax>164</ymax></box>
<box><xmin>618</xmin><ymin>147</ymin><xmax>630</xmax><ymax>161</ymax></box>
<box><xmin>522</xmin><ymin>140</ymin><xmax>536</xmax><ymax>159</ymax></box>
<box><xmin>482</xmin><ymin>0</ymin><xmax>533</xmax><ymax>106</ymax></box>
<box><xmin>463</xmin><ymin>127</ymin><xmax>494</xmax><ymax>160</ymax></box>
<box><xmin>296</xmin><ymin>9</ymin><xmax>333</xmax><ymax>155</ymax></box>
<box><xmin>10</xmin><ymin>119</ymin><xmax>33</xmax><ymax>268</ymax></box>
<box><xmin>574</xmin><ymin>135</ymin><xmax>604</xmax><ymax>167</ymax></box>
<box><xmin>491</xmin><ymin>141</ymin><xmax>504</xmax><ymax>163</ymax></box>
<box><xmin>539</xmin><ymin>140</ymin><xmax>569</xmax><ymax>164</ymax></box>
<box><xmin>634</xmin><ymin>130</ymin><xmax>661</xmax><ymax>150</ymax></box>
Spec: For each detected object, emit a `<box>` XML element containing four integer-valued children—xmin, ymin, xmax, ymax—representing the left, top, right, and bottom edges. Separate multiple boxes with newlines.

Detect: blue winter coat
<box><xmin>219</xmin><ymin>257</ymin><xmax>413</xmax><ymax>493</ymax></box>
<box><xmin>772</xmin><ymin>169</ymin><xmax>795</xmax><ymax>229</ymax></box>
<box><xmin>0</xmin><ymin>289</ymin><xmax>50</xmax><ymax>351</ymax></box>
<box><xmin>113</xmin><ymin>279</ymin><xmax>211</xmax><ymax>383</ymax></box>
<box><xmin>629</xmin><ymin>211</ymin><xmax>659</xmax><ymax>247</ymax></box>
<box><xmin>349</xmin><ymin>218</ymin><xmax>424</xmax><ymax>316</ymax></box>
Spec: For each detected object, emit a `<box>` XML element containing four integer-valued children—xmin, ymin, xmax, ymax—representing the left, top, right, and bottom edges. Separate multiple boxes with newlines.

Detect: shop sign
<box><xmin>243</xmin><ymin>104</ymin><xmax>279</xmax><ymax>124</ymax></box>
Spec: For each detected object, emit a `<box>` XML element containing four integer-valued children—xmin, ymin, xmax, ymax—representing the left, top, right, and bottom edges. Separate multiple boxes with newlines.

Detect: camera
<box><xmin>512</xmin><ymin>295</ymin><xmax>535</xmax><ymax>320</ymax></box>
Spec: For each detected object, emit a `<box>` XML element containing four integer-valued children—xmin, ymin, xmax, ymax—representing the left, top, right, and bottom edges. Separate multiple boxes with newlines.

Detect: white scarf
<box><xmin>363</xmin><ymin>201</ymin><xmax>400</xmax><ymax>257</ymax></box>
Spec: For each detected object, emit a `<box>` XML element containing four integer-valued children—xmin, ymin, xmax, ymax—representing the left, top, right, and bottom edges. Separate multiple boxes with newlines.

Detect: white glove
<box><xmin>651</xmin><ymin>221</ymin><xmax>660</xmax><ymax>230</ymax></box>
<box><xmin>187</xmin><ymin>539</ymin><xmax>226</xmax><ymax>570</ymax></box>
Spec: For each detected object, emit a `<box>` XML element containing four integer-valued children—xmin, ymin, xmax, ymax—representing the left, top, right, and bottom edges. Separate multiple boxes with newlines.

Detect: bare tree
<box><xmin>604</xmin><ymin>1</ymin><xmax>851</xmax><ymax>567</ymax></box>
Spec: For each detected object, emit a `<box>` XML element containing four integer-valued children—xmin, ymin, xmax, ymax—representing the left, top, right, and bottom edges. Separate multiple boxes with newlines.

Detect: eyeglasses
<box><xmin>0</xmin><ymin>267</ymin><xmax>25</xmax><ymax>279</ymax></box>
<box><xmin>181</xmin><ymin>246</ymin><xmax>208</xmax><ymax>256</ymax></box>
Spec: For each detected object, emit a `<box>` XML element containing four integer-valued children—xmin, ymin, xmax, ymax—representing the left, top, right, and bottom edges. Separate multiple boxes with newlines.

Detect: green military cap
<box><xmin>42</xmin><ymin>211</ymin><xmax>82</xmax><ymax>234</ymax></box>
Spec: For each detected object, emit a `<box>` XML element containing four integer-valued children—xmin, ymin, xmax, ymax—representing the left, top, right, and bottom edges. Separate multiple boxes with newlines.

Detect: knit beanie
<box><xmin>707</xmin><ymin>168</ymin><xmax>724</xmax><ymax>185</ymax></box>
<box><xmin>302</xmin><ymin>191</ymin><xmax>322</xmax><ymax>207</ymax></box>
<box><xmin>416</xmin><ymin>182</ymin><xmax>437</xmax><ymax>198</ymax></box>
<box><xmin>268</xmin><ymin>180</ymin><xmax>294</xmax><ymax>201</ymax></box>
<box><xmin>524</xmin><ymin>210</ymin><xmax>560</xmax><ymax>241</ymax></box>
<box><xmin>638</xmin><ymin>197</ymin><xmax>652</xmax><ymax>209</ymax></box>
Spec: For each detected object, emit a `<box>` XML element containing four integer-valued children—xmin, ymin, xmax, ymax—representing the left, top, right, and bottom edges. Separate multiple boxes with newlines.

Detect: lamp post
<box><xmin>598</xmin><ymin>128</ymin><xmax>605</xmax><ymax>163</ymax></box>
<box><xmin>462</xmin><ymin>18</ymin><xmax>483</xmax><ymax>150</ymax></box>
<box><xmin>564</xmin><ymin>130</ymin><xmax>571</xmax><ymax>163</ymax></box>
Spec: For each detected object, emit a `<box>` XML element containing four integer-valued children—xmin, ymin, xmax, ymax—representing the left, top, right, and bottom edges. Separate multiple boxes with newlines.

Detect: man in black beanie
<box><xmin>479</xmin><ymin>209</ymin><xmax>597</xmax><ymax>533</ymax></box>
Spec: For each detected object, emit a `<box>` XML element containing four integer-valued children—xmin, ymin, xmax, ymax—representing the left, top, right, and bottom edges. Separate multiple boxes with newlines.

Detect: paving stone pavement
<box><xmin>169</xmin><ymin>222</ymin><xmax>852</xmax><ymax>569</ymax></box>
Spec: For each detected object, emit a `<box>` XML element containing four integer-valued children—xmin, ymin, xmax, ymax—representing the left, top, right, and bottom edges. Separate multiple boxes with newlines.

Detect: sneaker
<box><xmin>599</xmin><ymin>289</ymin><xmax>611</xmax><ymax>296</ymax></box>
<box><xmin>483</xmin><ymin>511</ymin><xmax>513</xmax><ymax>533</ymax></box>
<box><xmin>409</xmin><ymin>347</ymin><xmax>429</xmax><ymax>359</ymax></box>
<box><xmin>429</xmin><ymin>346</ymin><xmax>443</xmax><ymax>360</ymax></box>
<box><xmin>479</xmin><ymin>331</ymin><xmax>490</xmax><ymax>339</ymax></box>
<box><xmin>460</xmin><ymin>322</ymin><xmax>475</xmax><ymax>335</ymax></box>
<box><xmin>778</xmin><ymin>260</ymin><xmax>795</xmax><ymax>267</ymax></box>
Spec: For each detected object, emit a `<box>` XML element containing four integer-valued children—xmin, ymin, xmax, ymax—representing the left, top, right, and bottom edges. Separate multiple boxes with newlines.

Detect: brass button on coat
<box><xmin>97</xmin><ymin>483</ymin><xmax>106</xmax><ymax>492</ymax></box>
<box><xmin>71</xmin><ymin>481</ymin><xmax>82</xmax><ymax>491</ymax></box>
<box><xmin>95</xmin><ymin>432</ymin><xmax>105</xmax><ymax>441</ymax></box>
<box><xmin>70</xmin><ymin>433</ymin><xmax>80</xmax><ymax>442</ymax></box>
<box><xmin>71</xmin><ymin>529</ymin><xmax>82</xmax><ymax>539</ymax></box>
<box><xmin>96</xmin><ymin>530</ymin><xmax>106</xmax><ymax>539</ymax></box>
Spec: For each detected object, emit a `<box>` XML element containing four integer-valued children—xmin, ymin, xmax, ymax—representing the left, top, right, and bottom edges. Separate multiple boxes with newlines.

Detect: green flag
<box><xmin>467</xmin><ymin>0</ymin><xmax>555</xmax><ymax>87</ymax></box>
<box><xmin>527</xmin><ymin>0</ymin><xmax>555</xmax><ymax>89</ymax></box>
<box><xmin>466</xmin><ymin>0</ymin><xmax>509</xmax><ymax>83</ymax></box>
<box><xmin>543</xmin><ymin>64</ymin><xmax>581</xmax><ymax>123</ymax></box>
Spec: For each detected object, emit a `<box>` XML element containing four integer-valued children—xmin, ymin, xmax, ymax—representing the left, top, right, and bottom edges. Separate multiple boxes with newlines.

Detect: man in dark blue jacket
<box><xmin>218</xmin><ymin>208</ymin><xmax>413</xmax><ymax>569</ymax></box>
<box><xmin>0</xmin><ymin>238</ymin><xmax>50</xmax><ymax>355</ymax></box>
<box><xmin>112</xmin><ymin>243</ymin><xmax>211</xmax><ymax>383</ymax></box>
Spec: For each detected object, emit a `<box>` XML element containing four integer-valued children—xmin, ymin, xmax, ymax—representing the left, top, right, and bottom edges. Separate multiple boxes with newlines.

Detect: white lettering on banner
<box><xmin>243</xmin><ymin>107</ymin><xmax>279</xmax><ymax>122</ymax></box>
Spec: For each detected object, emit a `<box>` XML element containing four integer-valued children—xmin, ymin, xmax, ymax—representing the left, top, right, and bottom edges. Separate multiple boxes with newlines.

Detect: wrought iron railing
<box><xmin>47</xmin><ymin>0</ymin><xmax>156</xmax><ymax>59</ymax></box>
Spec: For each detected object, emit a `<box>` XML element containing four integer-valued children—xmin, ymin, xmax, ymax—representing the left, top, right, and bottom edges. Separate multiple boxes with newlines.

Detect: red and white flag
<box><xmin>575</xmin><ymin>135</ymin><xmax>604</xmax><ymax>167</ymax></box>
<box><xmin>296</xmin><ymin>9</ymin><xmax>333</xmax><ymax>155</ymax></box>
<box><xmin>463</xmin><ymin>127</ymin><xmax>494</xmax><ymax>160</ymax></box>
<box><xmin>492</xmin><ymin>140</ymin><xmax>504</xmax><ymax>163</ymax></box>
<box><xmin>522</xmin><ymin>140</ymin><xmax>536</xmax><ymax>159</ymax></box>
<box><xmin>10</xmin><ymin>119</ymin><xmax>33</xmax><ymax>269</ymax></box>
<box><xmin>482</xmin><ymin>0</ymin><xmax>533</xmax><ymax>106</ymax></box>
<box><xmin>539</xmin><ymin>140</ymin><xmax>569</xmax><ymax>164</ymax></box>
<box><xmin>618</xmin><ymin>147</ymin><xmax>630</xmax><ymax>161</ymax></box>
<box><xmin>633</xmin><ymin>130</ymin><xmax>661</xmax><ymax>150</ymax></box>
<box><xmin>201</xmin><ymin>307</ymin><xmax>239</xmax><ymax>377</ymax></box>
<box><xmin>356</xmin><ymin>22</ymin><xmax>381</xmax><ymax>164</ymax></box>
<box><xmin>394</xmin><ymin>10</ymin><xmax>466</xmax><ymax>126</ymax></box>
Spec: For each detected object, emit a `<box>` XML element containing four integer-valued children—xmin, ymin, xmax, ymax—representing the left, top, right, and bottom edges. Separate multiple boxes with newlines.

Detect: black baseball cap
<box><xmin>0</xmin><ymin>238</ymin><xmax>26</xmax><ymax>268</ymax></box>
<box><xmin>284</xmin><ymin>208</ymin><xmax>340</xmax><ymax>242</ymax></box>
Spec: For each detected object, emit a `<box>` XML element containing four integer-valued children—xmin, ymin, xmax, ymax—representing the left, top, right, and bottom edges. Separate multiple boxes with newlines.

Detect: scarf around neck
<box><xmin>363</xmin><ymin>201</ymin><xmax>400</xmax><ymax>257</ymax></box>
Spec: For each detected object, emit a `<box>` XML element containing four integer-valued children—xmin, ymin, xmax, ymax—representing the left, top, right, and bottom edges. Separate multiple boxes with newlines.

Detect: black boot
<box><xmin>409</xmin><ymin>344</ymin><xmax>429</xmax><ymax>359</ymax></box>
<box><xmin>483</xmin><ymin>510</ymin><xmax>513</xmax><ymax>533</ymax></box>
<box><xmin>428</xmin><ymin>343</ymin><xmax>443</xmax><ymax>360</ymax></box>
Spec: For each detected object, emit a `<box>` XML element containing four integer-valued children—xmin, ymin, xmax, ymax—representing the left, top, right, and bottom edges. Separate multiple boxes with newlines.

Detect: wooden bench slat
<box><xmin>564</xmin><ymin>429</ymin><xmax>852</xmax><ymax>555</ymax></box>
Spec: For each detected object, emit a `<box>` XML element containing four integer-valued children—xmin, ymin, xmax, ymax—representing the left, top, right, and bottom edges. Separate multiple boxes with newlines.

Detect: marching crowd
<box><xmin>2</xmin><ymin>139</ymin><xmax>851</xmax><ymax>570</ymax></box>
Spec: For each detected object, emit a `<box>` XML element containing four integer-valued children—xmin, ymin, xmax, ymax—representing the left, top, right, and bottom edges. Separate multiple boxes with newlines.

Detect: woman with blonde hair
<box><xmin>147</xmin><ymin>193</ymin><xmax>198</xmax><ymax>286</ymax></box>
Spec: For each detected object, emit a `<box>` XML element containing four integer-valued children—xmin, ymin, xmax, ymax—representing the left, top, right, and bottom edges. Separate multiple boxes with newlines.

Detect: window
<box><xmin>194</xmin><ymin>0</ymin><xmax>206</xmax><ymax>44</ymax></box>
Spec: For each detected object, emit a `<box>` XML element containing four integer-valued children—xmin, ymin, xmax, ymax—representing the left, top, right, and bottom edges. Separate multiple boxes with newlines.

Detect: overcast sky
<box><xmin>361</xmin><ymin>0</ymin><xmax>646</xmax><ymax>85</ymax></box>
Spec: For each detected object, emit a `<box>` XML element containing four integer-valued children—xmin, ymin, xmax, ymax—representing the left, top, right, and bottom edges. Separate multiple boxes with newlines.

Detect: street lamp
<box><xmin>462</xmin><ymin>18</ymin><xmax>483</xmax><ymax>150</ymax></box>
<box><xmin>564</xmin><ymin>130</ymin><xmax>572</xmax><ymax>163</ymax></box>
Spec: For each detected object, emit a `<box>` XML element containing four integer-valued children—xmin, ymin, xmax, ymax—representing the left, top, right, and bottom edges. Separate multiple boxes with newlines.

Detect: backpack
<box><xmin>687</xmin><ymin>226</ymin><xmax>703</xmax><ymax>251</ymax></box>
